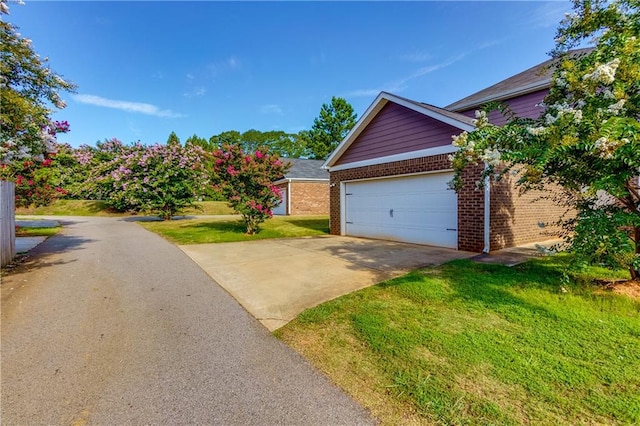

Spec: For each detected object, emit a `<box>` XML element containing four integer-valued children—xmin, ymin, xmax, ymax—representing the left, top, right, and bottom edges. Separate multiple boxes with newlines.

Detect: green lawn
<box><xmin>275</xmin><ymin>256</ymin><xmax>639</xmax><ymax>425</ymax></box>
<box><xmin>15</xmin><ymin>226</ymin><xmax>61</xmax><ymax>238</ymax></box>
<box><xmin>15</xmin><ymin>200</ymin><xmax>233</xmax><ymax>217</ymax></box>
<box><xmin>138</xmin><ymin>215</ymin><xmax>329</xmax><ymax>244</ymax></box>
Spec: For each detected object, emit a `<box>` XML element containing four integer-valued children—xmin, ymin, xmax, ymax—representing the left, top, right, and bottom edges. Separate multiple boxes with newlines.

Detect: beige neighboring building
<box><xmin>273</xmin><ymin>158</ymin><xmax>329</xmax><ymax>216</ymax></box>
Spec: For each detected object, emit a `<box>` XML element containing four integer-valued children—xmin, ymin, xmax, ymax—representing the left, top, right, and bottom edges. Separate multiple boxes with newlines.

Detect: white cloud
<box><xmin>344</xmin><ymin>41</ymin><xmax>499</xmax><ymax>98</ymax></box>
<box><xmin>529</xmin><ymin>2</ymin><xmax>571</xmax><ymax>28</ymax></box>
<box><xmin>72</xmin><ymin>94</ymin><xmax>184</xmax><ymax>118</ymax></box>
<box><xmin>228</xmin><ymin>56</ymin><xmax>240</xmax><ymax>69</ymax></box>
<box><xmin>186</xmin><ymin>73</ymin><xmax>195</xmax><ymax>80</ymax></box>
<box><xmin>183</xmin><ymin>87</ymin><xmax>207</xmax><ymax>98</ymax></box>
<box><xmin>208</xmin><ymin>55</ymin><xmax>242</xmax><ymax>78</ymax></box>
<box><xmin>343</xmin><ymin>56</ymin><xmax>462</xmax><ymax>98</ymax></box>
<box><xmin>260</xmin><ymin>104</ymin><xmax>283</xmax><ymax>115</ymax></box>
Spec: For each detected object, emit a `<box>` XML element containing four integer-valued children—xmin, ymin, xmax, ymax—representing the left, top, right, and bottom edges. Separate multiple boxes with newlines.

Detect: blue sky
<box><xmin>9</xmin><ymin>1</ymin><xmax>573</xmax><ymax>148</ymax></box>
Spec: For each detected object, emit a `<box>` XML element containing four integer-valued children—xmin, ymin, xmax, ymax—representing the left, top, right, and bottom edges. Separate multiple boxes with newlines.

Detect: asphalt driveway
<box><xmin>179</xmin><ymin>236</ymin><xmax>475</xmax><ymax>330</ymax></box>
<box><xmin>2</xmin><ymin>217</ymin><xmax>375</xmax><ymax>425</ymax></box>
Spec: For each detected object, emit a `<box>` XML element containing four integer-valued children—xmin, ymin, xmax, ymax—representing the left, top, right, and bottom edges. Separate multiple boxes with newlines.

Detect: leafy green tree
<box><xmin>0</xmin><ymin>0</ymin><xmax>75</xmax><ymax>162</ymax></box>
<box><xmin>305</xmin><ymin>97</ymin><xmax>357</xmax><ymax>160</ymax></box>
<box><xmin>166</xmin><ymin>131</ymin><xmax>181</xmax><ymax>146</ymax></box>
<box><xmin>450</xmin><ymin>0</ymin><xmax>640</xmax><ymax>279</ymax></box>
<box><xmin>211</xmin><ymin>144</ymin><xmax>289</xmax><ymax>234</ymax></box>
<box><xmin>209</xmin><ymin>130</ymin><xmax>241</xmax><ymax>149</ymax></box>
<box><xmin>185</xmin><ymin>133</ymin><xmax>210</xmax><ymax>149</ymax></box>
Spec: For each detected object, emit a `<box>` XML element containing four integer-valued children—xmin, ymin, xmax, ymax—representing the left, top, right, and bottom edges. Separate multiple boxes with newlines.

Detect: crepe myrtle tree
<box><xmin>211</xmin><ymin>144</ymin><xmax>290</xmax><ymax>234</ymax></box>
<box><xmin>91</xmin><ymin>142</ymin><xmax>209</xmax><ymax>219</ymax></box>
<box><xmin>1</xmin><ymin>0</ymin><xmax>75</xmax><ymax>163</ymax></box>
<box><xmin>450</xmin><ymin>0</ymin><xmax>640</xmax><ymax>279</ymax></box>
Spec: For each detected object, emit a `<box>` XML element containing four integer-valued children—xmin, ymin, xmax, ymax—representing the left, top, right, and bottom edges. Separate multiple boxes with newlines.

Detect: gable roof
<box><xmin>281</xmin><ymin>158</ymin><xmax>328</xmax><ymax>180</ymax></box>
<box><xmin>323</xmin><ymin>91</ymin><xmax>475</xmax><ymax>169</ymax></box>
<box><xmin>323</xmin><ymin>49</ymin><xmax>595</xmax><ymax>170</ymax></box>
<box><xmin>445</xmin><ymin>48</ymin><xmax>593</xmax><ymax>112</ymax></box>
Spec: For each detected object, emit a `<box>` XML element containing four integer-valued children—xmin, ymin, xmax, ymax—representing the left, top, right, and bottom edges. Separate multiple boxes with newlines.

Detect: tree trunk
<box><xmin>632</xmin><ymin>226</ymin><xmax>640</xmax><ymax>281</ymax></box>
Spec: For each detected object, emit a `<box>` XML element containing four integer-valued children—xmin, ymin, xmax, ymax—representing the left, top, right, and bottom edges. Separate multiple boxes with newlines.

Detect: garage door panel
<box><xmin>344</xmin><ymin>173</ymin><xmax>457</xmax><ymax>248</ymax></box>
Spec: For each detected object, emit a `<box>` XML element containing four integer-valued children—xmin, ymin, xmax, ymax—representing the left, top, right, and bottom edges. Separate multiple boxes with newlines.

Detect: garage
<box><xmin>343</xmin><ymin>172</ymin><xmax>457</xmax><ymax>248</ymax></box>
<box><xmin>273</xmin><ymin>188</ymin><xmax>287</xmax><ymax>215</ymax></box>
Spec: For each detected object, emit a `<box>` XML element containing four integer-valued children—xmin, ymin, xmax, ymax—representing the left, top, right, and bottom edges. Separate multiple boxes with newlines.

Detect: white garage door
<box><xmin>273</xmin><ymin>188</ymin><xmax>287</xmax><ymax>215</ymax></box>
<box><xmin>344</xmin><ymin>173</ymin><xmax>457</xmax><ymax>248</ymax></box>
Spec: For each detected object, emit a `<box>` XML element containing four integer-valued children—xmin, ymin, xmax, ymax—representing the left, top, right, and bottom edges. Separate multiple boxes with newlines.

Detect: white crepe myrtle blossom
<box><xmin>473</xmin><ymin>110</ymin><xmax>490</xmax><ymax>128</ymax></box>
<box><xmin>583</xmin><ymin>58</ymin><xmax>621</xmax><ymax>85</ymax></box>
<box><xmin>452</xmin><ymin>131</ymin><xmax>471</xmax><ymax>149</ymax></box>
<box><xmin>593</xmin><ymin>136</ymin><xmax>629</xmax><ymax>159</ymax></box>
<box><xmin>480</xmin><ymin>148</ymin><xmax>502</xmax><ymax>167</ymax></box>
<box><xmin>527</xmin><ymin>126</ymin><xmax>548</xmax><ymax>136</ymax></box>
<box><xmin>606</xmin><ymin>99</ymin><xmax>626</xmax><ymax>115</ymax></box>
<box><xmin>545</xmin><ymin>102</ymin><xmax>584</xmax><ymax>124</ymax></box>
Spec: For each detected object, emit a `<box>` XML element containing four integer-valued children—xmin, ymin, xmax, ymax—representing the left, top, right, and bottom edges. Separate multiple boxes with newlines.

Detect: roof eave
<box><xmin>447</xmin><ymin>79</ymin><xmax>551</xmax><ymax>112</ymax></box>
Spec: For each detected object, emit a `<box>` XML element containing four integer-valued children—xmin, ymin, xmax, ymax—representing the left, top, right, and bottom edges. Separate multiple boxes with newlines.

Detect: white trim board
<box><xmin>328</xmin><ymin>145</ymin><xmax>458</xmax><ymax>172</ymax></box>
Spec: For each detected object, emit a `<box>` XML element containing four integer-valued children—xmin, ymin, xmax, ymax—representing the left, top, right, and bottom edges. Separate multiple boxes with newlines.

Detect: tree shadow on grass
<box><xmin>379</xmin><ymin>258</ymin><xmax>569</xmax><ymax>320</ymax></box>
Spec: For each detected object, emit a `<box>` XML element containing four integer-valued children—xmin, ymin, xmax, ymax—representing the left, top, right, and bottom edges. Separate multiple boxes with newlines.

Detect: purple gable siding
<box><xmin>335</xmin><ymin>102</ymin><xmax>461</xmax><ymax>165</ymax></box>
<box><xmin>460</xmin><ymin>89</ymin><xmax>549</xmax><ymax>126</ymax></box>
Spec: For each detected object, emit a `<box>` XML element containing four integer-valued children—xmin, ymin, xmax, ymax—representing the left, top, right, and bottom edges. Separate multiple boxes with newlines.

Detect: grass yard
<box><xmin>15</xmin><ymin>226</ymin><xmax>61</xmax><ymax>238</ymax></box>
<box><xmin>138</xmin><ymin>215</ymin><xmax>329</xmax><ymax>244</ymax></box>
<box><xmin>275</xmin><ymin>256</ymin><xmax>640</xmax><ymax>425</ymax></box>
<box><xmin>15</xmin><ymin>199</ymin><xmax>233</xmax><ymax>217</ymax></box>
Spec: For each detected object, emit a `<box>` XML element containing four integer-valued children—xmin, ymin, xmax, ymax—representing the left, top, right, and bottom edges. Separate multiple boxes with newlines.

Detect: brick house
<box><xmin>322</xmin><ymin>53</ymin><xmax>584</xmax><ymax>252</ymax></box>
<box><xmin>272</xmin><ymin>158</ymin><xmax>329</xmax><ymax>216</ymax></box>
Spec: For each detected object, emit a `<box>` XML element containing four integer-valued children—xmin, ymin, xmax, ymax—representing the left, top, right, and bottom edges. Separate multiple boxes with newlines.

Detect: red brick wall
<box><xmin>457</xmin><ymin>164</ymin><xmax>486</xmax><ymax>252</ymax></box>
<box><xmin>490</xmin><ymin>175</ymin><xmax>568</xmax><ymax>249</ymax></box>
<box><xmin>290</xmin><ymin>182</ymin><xmax>329</xmax><ymax>215</ymax></box>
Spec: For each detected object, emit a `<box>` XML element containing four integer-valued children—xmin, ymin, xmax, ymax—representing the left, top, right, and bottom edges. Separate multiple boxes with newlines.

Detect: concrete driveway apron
<box><xmin>179</xmin><ymin>235</ymin><xmax>475</xmax><ymax>330</ymax></box>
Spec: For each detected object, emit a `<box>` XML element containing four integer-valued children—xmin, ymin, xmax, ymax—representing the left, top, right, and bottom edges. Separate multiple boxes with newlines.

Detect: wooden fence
<box><xmin>1</xmin><ymin>180</ymin><xmax>16</xmax><ymax>267</ymax></box>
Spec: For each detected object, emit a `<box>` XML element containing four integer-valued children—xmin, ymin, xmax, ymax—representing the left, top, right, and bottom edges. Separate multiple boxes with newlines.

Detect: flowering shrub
<box><xmin>449</xmin><ymin>0</ymin><xmax>640</xmax><ymax>278</ymax></box>
<box><xmin>0</xmin><ymin>157</ymin><xmax>66</xmax><ymax>207</ymax></box>
<box><xmin>89</xmin><ymin>142</ymin><xmax>209</xmax><ymax>219</ymax></box>
<box><xmin>211</xmin><ymin>144</ymin><xmax>289</xmax><ymax>234</ymax></box>
<box><xmin>0</xmin><ymin>119</ymin><xmax>71</xmax><ymax>207</ymax></box>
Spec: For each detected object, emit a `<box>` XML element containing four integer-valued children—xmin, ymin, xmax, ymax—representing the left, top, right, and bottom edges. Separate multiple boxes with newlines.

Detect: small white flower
<box><xmin>606</xmin><ymin>99</ymin><xmax>626</xmax><ymax>115</ymax></box>
<box><xmin>480</xmin><ymin>148</ymin><xmax>501</xmax><ymax>167</ymax></box>
<box><xmin>545</xmin><ymin>113</ymin><xmax>558</xmax><ymax>125</ymax></box>
<box><xmin>527</xmin><ymin>126</ymin><xmax>548</xmax><ymax>136</ymax></box>
<box><xmin>583</xmin><ymin>58</ymin><xmax>621</xmax><ymax>84</ymax></box>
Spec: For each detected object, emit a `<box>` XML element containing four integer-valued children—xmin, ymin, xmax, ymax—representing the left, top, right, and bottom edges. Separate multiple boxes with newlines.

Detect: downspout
<box><xmin>483</xmin><ymin>163</ymin><xmax>491</xmax><ymax>254</ymax></box>
<box><xmin>287</xmin><ymin>179</ymin><xmax>292</xmax><ymax>215</ymax></box>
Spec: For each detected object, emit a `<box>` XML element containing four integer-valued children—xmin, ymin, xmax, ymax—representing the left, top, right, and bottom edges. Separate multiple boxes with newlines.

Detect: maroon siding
<box><xmin>461</xmin><ymin>89</ymin><xmax>548</xmax><ymax>126</ymax></box>
<box><xmin>335</xmin><ymin>102</ymin><xmax>461</xmax><ymax>166</ymax></box>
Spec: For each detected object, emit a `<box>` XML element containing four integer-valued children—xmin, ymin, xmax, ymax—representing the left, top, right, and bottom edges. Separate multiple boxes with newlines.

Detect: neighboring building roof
<box><xmin>323</xmin><ymin>91</ymin><xmax>476</xmax><ymax>169</ymax></box>
<box><xmin>281</xmin><ymin>158</ymin><xmax>328</xmax><ymax>180</ymax></box>
<box><xmin>446</xmin><ymin>48</ymin><xmax>593</xmax><ymax>112</ymax></box>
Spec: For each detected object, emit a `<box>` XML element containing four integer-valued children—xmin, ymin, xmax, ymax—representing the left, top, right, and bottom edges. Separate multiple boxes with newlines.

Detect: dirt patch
<box><xmin>608</xmin><ymin>281</ymin><xmax>640</xmax><ymax>299</ymax></box>
<box><xmin>596</xmin><ymin>279</ymin><xmax>640</xmax><ymax>300</ymax></box>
